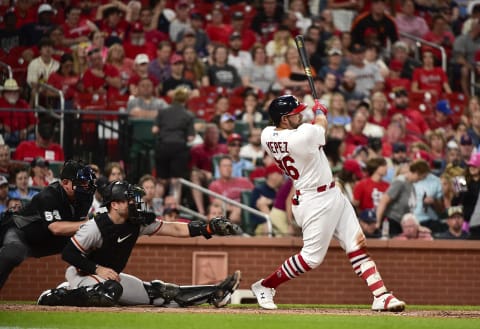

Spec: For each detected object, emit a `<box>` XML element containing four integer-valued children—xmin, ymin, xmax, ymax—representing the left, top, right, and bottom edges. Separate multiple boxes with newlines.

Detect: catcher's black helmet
<box><xmin>101</xmin><ymin>181</ymin><xmax>144</xmax><ymax>207</ymax></box>
<box><xmin>268</xmin><ymin>95</ymin><xmax>307</xmax><ymax>126</ymax></box>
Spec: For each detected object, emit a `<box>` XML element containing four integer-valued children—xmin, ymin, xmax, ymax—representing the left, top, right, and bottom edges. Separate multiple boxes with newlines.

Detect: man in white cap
<box><xmin>20</xmin><ymin>3</ymin><xmax>56</xmax><ymax>46</ymax></box>
<box><xmin>0</xmin><ymin>79</ymin><xmax>36</xmax><ymax>147</ymax></box>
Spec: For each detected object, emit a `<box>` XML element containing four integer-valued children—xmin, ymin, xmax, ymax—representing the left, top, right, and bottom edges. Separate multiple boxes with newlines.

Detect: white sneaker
<box><xmin>251</xmin><ymin>279</ymin><xmax>277</xmax><ymax>310</ymax></box>
<box><xmin>372</xmin><ymin>293</ymin><xmax>406</xmax><ymax>312</ymax></box>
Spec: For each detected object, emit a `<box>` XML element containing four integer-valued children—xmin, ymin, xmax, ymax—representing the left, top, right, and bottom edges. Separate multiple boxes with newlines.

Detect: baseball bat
<box><xmin>294</xmin><ymin>35</ymin><xmax>318</xmax><ymax>100</ymax></box>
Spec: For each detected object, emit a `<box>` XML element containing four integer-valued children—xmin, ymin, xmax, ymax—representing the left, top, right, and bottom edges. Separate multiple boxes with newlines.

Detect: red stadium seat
<box><xmin>186</xmin><ymin>95</ymin><xmax>216</xmax><ymax>121</ymax></box>
<box><xmin>408</xmin><ymin>91</ymin><xmax>438</xmax><ymax>115</ymax></box>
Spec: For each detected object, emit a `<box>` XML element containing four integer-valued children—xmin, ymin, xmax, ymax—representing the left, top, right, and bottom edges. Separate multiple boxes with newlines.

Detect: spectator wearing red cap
<box><xmin>250</xmin><ymin>163</ymin><xmax>285</xmax><ymax>236</ymax></box>
<box><xmin>161</xmin><ymin>54</ymin><xmax>199</xmax><ymax>98</ymax></box>
<box><xmin>376</xmin><ymin>159</ymin><xmax>430</xmax><ymax>237</ymax></box>
<box><xmin>208</xmin><ymin>155</ymin><xmax>254</xmax><ymax>224</ymax></box>
<box><xmin>352</xmin><ymin>157</ymin><xmax>390</xmax><ymax>214</ymax></box>
<box><xmin>123</xmin><ymin>21</ymin><xmax>156</xmax><ymax>61</ymax></box>
<box><xmin>213</xmin><ymin>133</ymin><xmax>254</xmax><ymax>179</ymax></box>
<box><xmin>336</xmin><ymin>158</ymin><xmax>364</xmax><ymax>204</ymax></box>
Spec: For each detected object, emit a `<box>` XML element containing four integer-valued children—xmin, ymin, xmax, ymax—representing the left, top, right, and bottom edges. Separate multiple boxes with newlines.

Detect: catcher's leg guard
<box><xmin>144</xmin><ymin>270</ymin><xmax>241</xmax><ymax>308</ymax></box>
<box><xmin>37</xmin><ymin>280</ymin><xmax>123</xmax><ymax>307</ymax></box>
<box><xmin>144</xmin><ymin>280</ymin><xmax>181</xmax><ymax>305</ymax></box>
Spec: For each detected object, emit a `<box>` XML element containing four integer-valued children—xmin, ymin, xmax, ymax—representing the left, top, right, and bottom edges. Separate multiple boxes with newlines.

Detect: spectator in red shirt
<box><xmin>61</xmin><ymin>6</ymin><xmax>98</xmax><ymax>47</ymax></box>
<box><xmin>105</xmin><ymin>43</ymin><xmax>134</xmax><ymax>95</ymax></box>
<box><xmin>352</xmin><ymin>157</ymin><xmax>390</xmax><ymax>214</ymax></box>
<box><xmin>138</xmin><ymin>7</ymin><xmax>168</xmax><ymax>46</ymax></box>
<box><xmin>205</xmin><ymin>7</ymin><xmax>233</xmax><ymax>46</ymax></box>
<box><xmin>12</xmin><ymin>0</ymin><xmax>36</xmax><ymax>29</ymax></box>
<box><xmin>390</xmin><ymin>87</ymin><xmax>431</xmax><ymax>137</ymax></box>
<box><xmin>411</xmin><ymin>50</ymin><xmax>452</xmax><ymax>97</ymax></box>
<box><xmin>13</xmin><ymin>115</ymin><xmax>65</xmax><ymax>162</ymax></box>
<box><xmin>189</xmin><ymin>123</ymin><xmax>228</xmax><ymax>215</ymax></box>
<box><xmin>82</xmin><ymin>47</ymin><xmax>121</xmax><ymax>96</ymax></box>
<box><xmin>344</xmin><ymin>110</ymin><xmax>369</xmax><ymax>157</ymax></box>
<box><xmin>230</xmin><ymin>11</ymin><xmax>257</xmax><ymax>52</ymax></box>
<box><xmin>208</xmin><ymin>155</ymin><xmax>254</xmax><ymax>224</ymax></box>
<box><xmin>422</xmin><ymin>14</ymin><xmax>455</xmax><ymax>62</ymax></box>
<box><xmin>47</xmin><ymin>53</ymin><xmax>80</xmax><ymax>103</ymax></box>
<box><xmin>123</xmin><ymin>22</ymin><xmax>156</xmax><ymax>61</ymax></box>
<box><xmin>0</xmin><ymin>78</ymin><xmax>36</xmax><ymax>147</ymax></box>
<box><xmin>95</xmin><ymin>2</ymin><xmax>131</xmax><ymax>43</ymax></box>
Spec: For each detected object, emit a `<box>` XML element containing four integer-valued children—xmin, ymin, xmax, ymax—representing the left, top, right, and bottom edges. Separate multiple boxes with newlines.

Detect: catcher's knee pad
<box><xmin>144</xmin><ymin>280</ymin><xmax>180</xmax><ymax>305</ymax></box>
<box><xmin>37</xmin><ymin>280</ymin><xmax>123</xmax><ymax>307</ymax></box>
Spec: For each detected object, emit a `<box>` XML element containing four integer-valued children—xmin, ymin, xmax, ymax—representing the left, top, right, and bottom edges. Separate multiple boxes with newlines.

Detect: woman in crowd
<box><xmin>105</xmin><ymin>43</ymin><xmax>134</xmax><ymax>95</ymax></box>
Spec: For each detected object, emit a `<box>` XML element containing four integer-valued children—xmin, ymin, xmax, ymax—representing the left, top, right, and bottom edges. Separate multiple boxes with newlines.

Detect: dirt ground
<box><xmin>2</xmin><ymin>304</ymin><xmax>480</xmax><ymax>318</ymax></box>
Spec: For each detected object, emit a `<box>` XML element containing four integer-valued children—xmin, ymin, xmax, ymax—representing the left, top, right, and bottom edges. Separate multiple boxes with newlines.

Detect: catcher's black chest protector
<box><xmin>90</xmin><ymin>213</ymin><xmax>140</xmax><ymax>273</ymax></box>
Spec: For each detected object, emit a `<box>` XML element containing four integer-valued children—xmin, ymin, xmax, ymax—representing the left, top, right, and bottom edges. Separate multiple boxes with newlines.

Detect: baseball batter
<box><xmin>251</xmin><ymin>95</ymin><xmax>405</xmax><ymax>312</ymax></box>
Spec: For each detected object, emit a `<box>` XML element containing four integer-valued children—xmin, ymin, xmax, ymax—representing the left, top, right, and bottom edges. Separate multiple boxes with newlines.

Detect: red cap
<box><xmin>413</xmin><ymin>150</ymin><xmax>432</xmax><ymax>165</ymax></box>
<box><xmin>343</xmin><ymin>159</ymin><xmax>364</xmax><ymax>179</ymax></box>
<box><xmin>170</xmin><ymin>54</ymin><xmax>184</xmax><ymax>64</ymax></box>
<box><xmin>227</xmin><ymin>133</ymin><xmax>242</xmax><ymax>144</ymax></box>
<box><xmin>265</xmin><ymin>164</ymin><xmax>283</xmax><ymax>176</ymax></box>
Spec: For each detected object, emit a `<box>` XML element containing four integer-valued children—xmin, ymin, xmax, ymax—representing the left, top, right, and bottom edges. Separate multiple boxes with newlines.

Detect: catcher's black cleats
<box><xmin>37</xmin><ymin>280</ymin><xmax>122</xmax><ymax>307</ymax></box>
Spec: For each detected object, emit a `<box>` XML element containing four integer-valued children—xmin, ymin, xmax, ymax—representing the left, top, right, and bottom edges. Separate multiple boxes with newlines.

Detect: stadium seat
<box><xmin>408</xmin><ymin>91</ymin><xmax>438</xmax><ymax>115</ymax></box>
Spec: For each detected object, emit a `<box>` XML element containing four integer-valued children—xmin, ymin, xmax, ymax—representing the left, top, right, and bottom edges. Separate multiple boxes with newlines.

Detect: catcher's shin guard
<box><xmin>37</xmin><ymin>280</ymin><xmax>123</xmax><ymax>307</ymax></box>
<box><xmin>144</xmin><ymin>280</ymin><xmax>181</xmax><ymax>305</ymax></box>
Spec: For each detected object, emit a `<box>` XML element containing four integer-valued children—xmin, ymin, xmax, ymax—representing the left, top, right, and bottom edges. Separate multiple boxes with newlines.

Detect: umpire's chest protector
<box><xmin>91</xmin><ymin>213</ymin><xmax>140</xmax><ymax>273</ymax></box>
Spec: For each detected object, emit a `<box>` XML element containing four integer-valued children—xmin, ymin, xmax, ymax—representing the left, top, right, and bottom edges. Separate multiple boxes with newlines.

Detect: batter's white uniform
<box><xmin>261</xmin><ymin>123</ymin><xmax>365</xmax><ymax>268</ymax></box>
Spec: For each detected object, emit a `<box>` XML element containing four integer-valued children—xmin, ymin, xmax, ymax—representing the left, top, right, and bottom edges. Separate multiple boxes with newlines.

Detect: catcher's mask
<box><xmin>61</xmin><ymin>160</ymin><xmax>97</xmax><ymax>195</ymax></box>
<box><xmin>268</xmin><ymin>95</ymin><xmax>307</xmax><ymax>126</ymax></box>
<box><xmin>101</xmin><ymin>181</ymin><xmax>145</xmax><ymax>222</ymax></box>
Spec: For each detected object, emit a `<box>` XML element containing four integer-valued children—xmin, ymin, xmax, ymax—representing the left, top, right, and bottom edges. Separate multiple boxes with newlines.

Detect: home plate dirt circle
<box><xmin>1</xmin><ymin>304</ymin><xmax>480</xmax><ymax>318</ymax></box>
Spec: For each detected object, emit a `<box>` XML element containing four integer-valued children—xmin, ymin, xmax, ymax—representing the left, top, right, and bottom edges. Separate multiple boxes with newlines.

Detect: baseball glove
<box><xmin>208</xmin><ymin>216</ymin><xmax>242</xmax><ymax>236</ymax></box>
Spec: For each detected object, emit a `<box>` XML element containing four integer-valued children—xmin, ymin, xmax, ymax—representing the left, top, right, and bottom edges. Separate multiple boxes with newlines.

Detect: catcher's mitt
<box><xmin>208</xmin><ymin>216</ymin><xmax>242</xmax><ymax>236</ymax></box>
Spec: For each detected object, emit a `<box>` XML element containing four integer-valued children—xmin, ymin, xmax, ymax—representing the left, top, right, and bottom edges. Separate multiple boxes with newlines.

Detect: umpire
<box><xmin>0</xmin><ymin>160</ymin><xmax>96</xmax><ymax>290</ymax></box>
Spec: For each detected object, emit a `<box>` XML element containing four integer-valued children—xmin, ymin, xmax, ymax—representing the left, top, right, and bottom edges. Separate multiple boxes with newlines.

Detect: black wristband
<box><xmin>188</xmin><ymin>221</ymin><xmax>212</xmax><ymax>239</ymax></box>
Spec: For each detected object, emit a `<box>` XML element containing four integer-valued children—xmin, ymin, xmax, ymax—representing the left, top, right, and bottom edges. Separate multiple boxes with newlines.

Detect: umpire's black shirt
<box><xmin>12</xmin><ymin>182</ymin><xmax>92</xmax><ymax>257</ymax></box>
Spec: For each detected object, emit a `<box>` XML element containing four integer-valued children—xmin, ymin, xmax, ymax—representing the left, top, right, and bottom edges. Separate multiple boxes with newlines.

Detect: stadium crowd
<box><xmin>0</xmin><ymin>0</ymin><xmax>480</xmax><ymax>239</ymax></box>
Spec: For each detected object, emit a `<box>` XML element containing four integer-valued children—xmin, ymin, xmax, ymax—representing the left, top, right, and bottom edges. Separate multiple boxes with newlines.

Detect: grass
<box><xmin>0</xmin><ymin>311</ymin><xmax>479</xmax><ymax>329</ymax></box>
<box><xmin>0</xmin><ymin>304</ymin><xmax>480</xmax><ymax>329</ymax></box>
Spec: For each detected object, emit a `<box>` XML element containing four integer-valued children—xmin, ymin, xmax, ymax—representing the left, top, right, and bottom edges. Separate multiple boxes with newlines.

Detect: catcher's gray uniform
<box><xmin>66</xmin><ymin>219</ymin><xmax>166</xmax><ymax>305</ymax></box>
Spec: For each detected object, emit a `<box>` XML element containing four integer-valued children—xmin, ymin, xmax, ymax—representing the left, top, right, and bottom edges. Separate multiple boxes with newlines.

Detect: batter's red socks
<box><xmin>262</xmin><ymin>253</ymin><xmax>312</xmax><ymax>289</ymax></box>
<box><xmin>348</xmin><ymin>249</ymin><xmax>388</xmax><ymax>297</ymax></box>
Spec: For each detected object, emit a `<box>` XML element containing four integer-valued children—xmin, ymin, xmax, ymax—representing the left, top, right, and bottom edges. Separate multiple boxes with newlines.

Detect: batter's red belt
<box><xmin>295</xmin><ymin>181</ymin><xmax>336</xmax><ymax>195</ymax></box>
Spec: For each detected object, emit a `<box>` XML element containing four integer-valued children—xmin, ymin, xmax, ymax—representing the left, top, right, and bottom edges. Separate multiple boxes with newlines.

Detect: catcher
<box><xmin>38</xmin><ymin>181</ymin><xmax>241</xmax><ymax>307</ymax></box>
